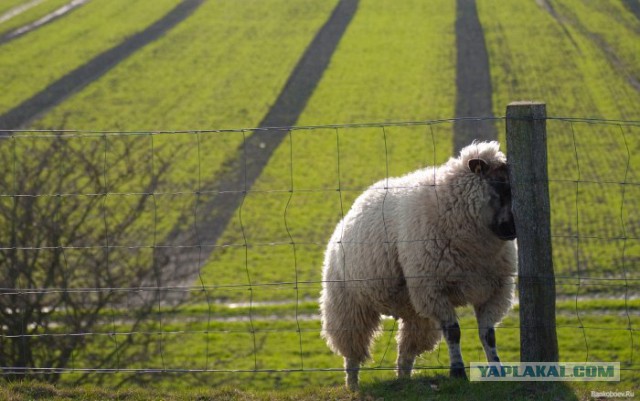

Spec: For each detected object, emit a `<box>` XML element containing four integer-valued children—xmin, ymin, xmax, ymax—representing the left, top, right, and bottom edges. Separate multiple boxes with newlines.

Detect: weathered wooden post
<box><xmin>506</xmin><ymin>101</ymin><xmax>559</xmax><ymax>362</ymax></box>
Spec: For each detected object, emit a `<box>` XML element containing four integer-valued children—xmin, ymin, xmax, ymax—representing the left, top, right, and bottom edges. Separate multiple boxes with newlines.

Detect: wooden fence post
<box><xmin>506</xmin><ymin>101</ymin><xmax>559</xmax><ymax>362</ymax></box>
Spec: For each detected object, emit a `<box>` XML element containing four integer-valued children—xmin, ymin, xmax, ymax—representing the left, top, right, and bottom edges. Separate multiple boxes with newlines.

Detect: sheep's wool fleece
<box><xmin>321</xmin><ymin>141</ymin><xmax>516</xmax><ymax>324</ymax></box>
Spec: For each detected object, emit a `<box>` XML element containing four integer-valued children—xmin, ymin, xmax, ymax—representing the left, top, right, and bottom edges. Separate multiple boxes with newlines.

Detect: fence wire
<box><xmin>0</xmin><ymin>117</ymin><xmax>638</xmax><ymax>387</ymax></box>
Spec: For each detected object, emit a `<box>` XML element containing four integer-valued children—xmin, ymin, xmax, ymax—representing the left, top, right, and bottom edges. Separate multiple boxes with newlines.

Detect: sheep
<box><xmin>319</xmin><ymin>141</ymin><xmax>517</xmax><ymax>390</ymax></box>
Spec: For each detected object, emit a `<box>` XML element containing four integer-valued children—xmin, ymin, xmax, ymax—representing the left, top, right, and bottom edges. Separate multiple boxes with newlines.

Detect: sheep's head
<box><xmin>468</xmin><ymin>157</ymin><xmax>516</xmax><ymax>241</ymax></box>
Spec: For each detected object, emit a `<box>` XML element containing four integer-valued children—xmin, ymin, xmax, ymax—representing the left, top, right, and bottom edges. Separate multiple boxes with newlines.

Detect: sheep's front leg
<box><xmin>479</xmin><ymin>325</ymin><xmax>499</xmax><ymax>363</ymax></box>
<box><xmin>474</xmin><ymin>281</ymin><xmax>513</xmax><ymax>364</ymax></box>
<box><xmin>406</xmin><ymin>280</ymin><xmax>468</xmax><ymax>379</ymax></box>
<box><xmin>442</xmin><ymin>320</ymin><xmax>467</xmax><ymax>379</ymax></box>
<box><xmin>475</xmin><ymin>305</ymin><xmax>503</xmax><ymax>363</ymax></box>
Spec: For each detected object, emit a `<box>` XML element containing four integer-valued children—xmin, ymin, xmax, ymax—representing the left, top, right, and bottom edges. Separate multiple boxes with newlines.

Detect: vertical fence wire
<box><xmin>377</xmin><ymin>125</ymin><xmax>397</xmax><ymax>369</ymax></box>
<box><xmin>569</xmin><ymin>121</ymin><xmax>590</xmax><ymax>362</ymax></box>
<box><xmin>194</xmin><ymin>130</ymin><xmax>215</xmax><ymax>371</ymax></box>
<box><xmin>238</xmin><ymin>129</ymin><xmax>258</xmax><ymax>371</ymax></box>
<box><xmin>617</xmin><ymin>124</ymin><xmax>634</xmax><ymax>366</ymax></box>
<box><xmin>335</xmin><ymin>127</ymin><xmax>347</xmax><ymax>293</ymax></box>
<box><xmin>151</xmin><ymin>133</ymin><xmax>166</xmax><ymax>372</ymax></box>
<box><xmin>101</xmin><ymin>134</ymin><xmax>121</xmax><ymax>371</ymax></box>
<box><xmin>57</xmin><ymin>136</ymin><xmax>74</xmax><ymax>372</ymax></box>
<box><xmin>283</xmin><ymin>129</ymin><xmax>304</xmax><ymax>370</ymax></box>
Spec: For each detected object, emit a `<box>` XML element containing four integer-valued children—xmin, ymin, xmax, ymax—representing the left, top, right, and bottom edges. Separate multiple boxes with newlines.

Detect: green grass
<box><xmin>477</xmin><ymin>0</ymin><xmax>640</xmax><ymax>295</ymax></box>
<box><xmin>2</xmin><ymin>0</ymin><xmax>640</xmax><ymax>397</ymax></box>
<box><xmin>5</xmin><ymin>0</ymin><xmax>636</xmax><ymax>303</ymax></box>
<box><xmin>0</xmin><ymin>379</ymin><xmax>598</xmax><ymax>401</ymax></box>
<box><xmin>12</xmin><ymin>1</ymin><xmax>341</xmax><ymax>273</ymax></box>
<box><xmin>195</xmin><ymin>0</ymin><xmax>640</xmax><ymax>304</ymax></box>
<box><xmin>479</xmin><ymin>0</ymin><xmax>640</xmax><ymax>120</ymax></box>
<box><xmin>33</xmin><ymin>0</ymin><xmax>339</xmax><ymax>131</ymax></box>
<box><xmin>4</xmin><ymin>0</ymin><xmax>342</xmax><ymax>315</ymax></box>
<box><xmin>0</xmin><ymin>0</ymin><xmax>183</xmax><ymax>115</ymax></box>
<box><xmin>561</xmin><ymin>0</ymin><xmax>640</xmax><ymax>84</ymax></box>
<box><xmin>198</xmin><ymin>0</ymin><xmax>458</xmax><ymax>302</ymax></box>
<box><xmin>30</xmin><ymin>300</ymin><xmax>639</xmax><ymax>398</ymax></box>
<box><xmin>0</xmin><ymin>0</ymin><xmax>71</xmax><ymax>38</ymax></box>
<box><xmin>0</xmin><ymin>0</ymin><xmax>28</xmax><ymax>16</ymax></box>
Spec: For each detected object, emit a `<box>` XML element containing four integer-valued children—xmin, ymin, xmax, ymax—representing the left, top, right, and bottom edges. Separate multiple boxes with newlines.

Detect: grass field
<box><xmin>0</xmin><ymin>380</ymin><xmax>605</xmax><ymax>401</ymax></box>
<box><xmin>0</xmin><ymin>0</ymin><xmax>183</xmax><ymax>115</ymax></box>
<box><xmin>198</xmin><ymin>0</ymin><xmax>458</xmax><ymax>302</ymax></box>
<box><xmin>1</xmin><ymin>0</ymin><xmax>639</xmax><ymax>398</ymax></box>
<box><xmin>0</xmin><ymin>0</ymin><xmax>71</xmax><ymax>38</ymax></box>
<box><xmin>480</xmin><ymin>0</ymin><xmax>640</xmax><ymax>293</ymax></box>
<box><xmin>13</xmin><ymin>300</ymin><xmax>639</xmax><ymax>398</ymax></box>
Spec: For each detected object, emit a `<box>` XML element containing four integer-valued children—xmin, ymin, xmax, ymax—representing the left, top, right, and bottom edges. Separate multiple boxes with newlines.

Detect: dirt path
<box><xmin>0</xmin><ymin>0</ymin><xmax>203</xmax><ymax>132</ymax></box>
<box><xmin>156</xmin><ymin>0</ymin><xmax>359</xmax><ymax>300</ymax></box>
<box><xmin>453</xmin><ymin>0</ymin><xmax>497</xmax><ymax>153</ymax></box>
<box><xmin>0</xmin><ymin>0</ymin><xmax>91</xmax><ymax>44</ymax></box>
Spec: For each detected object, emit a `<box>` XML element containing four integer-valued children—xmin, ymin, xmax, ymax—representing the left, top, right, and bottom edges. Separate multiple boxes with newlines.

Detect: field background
<box><xmin>1</xmin><ymin>0</ymin><xmax>639</xmax><ymax>399</ymax></box>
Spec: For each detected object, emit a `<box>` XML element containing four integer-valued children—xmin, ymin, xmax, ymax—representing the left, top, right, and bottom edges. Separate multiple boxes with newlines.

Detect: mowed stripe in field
<box><xmin>155</xmin><ymin>0</ymin><xmax>359</xmax><ymax>298</ymax></box>
<box><xmin>478</xmin><ymin>0</ymin><xmax>640</xmax><ymax>290</ymax></box>
<box><xmin>0</xmin><ymin>0</ymin><xmax>183</xmax><ymax>116</ymax></box>
<box><xmin>199</xmin><ymin>0</ymin><xmax>458</xmax><ymax>303</ymax></box>
<box><xmin>0</xmin><ymin>0</ymin><xmax>203</xmax><ymax>131</ymax></box>
<box><xmin>15</xmin><ymin>1</ymin><xmax>345</xmax><ymax>297</ymax></box>
<box><xmin>454</xmin><ymin>0</ymin><xmax>496</xmax><ymax>153</ymax></box>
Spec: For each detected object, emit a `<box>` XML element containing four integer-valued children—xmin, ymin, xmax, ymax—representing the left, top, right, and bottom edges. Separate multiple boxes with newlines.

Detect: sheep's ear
<box><xmin>468</xmin><ymin>158</ymin><xmax>489</xmax><ymax>175</ymax></box>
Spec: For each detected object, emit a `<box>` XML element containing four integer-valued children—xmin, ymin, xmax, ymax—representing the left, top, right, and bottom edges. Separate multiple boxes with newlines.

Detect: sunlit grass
<box><xmin>52</xmin><ymin>301</ymin><xmax>639</xmax><ymax>395</ymax></box>
<box><xmin>198</xmin><ymin>0</ymin><xmax>457</xmax><ymax>302</ymax></box>
<box><xmin>0</xmin><ymin>0</ymin><xmax>182</xmax><ymax>115</ymax></box>
<box><xmin>0</xmin><ymin>0</ymin><xmax>71</xmax><ymax>38</ymax></box>
<box><xmin>478</xmin><ymin>0</ymin><xmax>640</xmax><ymax>295</ymax></box>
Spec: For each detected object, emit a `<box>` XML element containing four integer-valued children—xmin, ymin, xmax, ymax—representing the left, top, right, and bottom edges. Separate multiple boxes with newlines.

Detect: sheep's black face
<box><xmin>469</xmin><ymin>159</ymin><xmax>516</xmax><ymax>241</ymax></box>
<box><xmin>489</xmin><ymin>173</ymin><xmax>516</xmax><ymax>241</ymax></box>
<box><xmin>487</xmin><ymin>165</ymin><xmax>516</xmax><ymax>241</ymax></box>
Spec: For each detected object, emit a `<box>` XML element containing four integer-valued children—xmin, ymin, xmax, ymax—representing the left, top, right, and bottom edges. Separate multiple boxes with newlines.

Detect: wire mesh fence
<box><xmin>0</xmin><ymin>115</ymin><xmax>638</xmax><ymax>388</ymax></box>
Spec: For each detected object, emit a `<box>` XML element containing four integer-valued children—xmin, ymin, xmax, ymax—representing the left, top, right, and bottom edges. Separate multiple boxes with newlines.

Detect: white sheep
<box><xmin>319</xmin><ymin>141</ymin><xmax>517</xmax><ymax>390</ymax></box>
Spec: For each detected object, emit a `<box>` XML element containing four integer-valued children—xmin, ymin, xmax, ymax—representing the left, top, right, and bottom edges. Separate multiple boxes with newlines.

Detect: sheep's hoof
<box><xmin>450</xmin><ymin>364</ymin><xmax>468</xmax><ymax>380</ymax></box>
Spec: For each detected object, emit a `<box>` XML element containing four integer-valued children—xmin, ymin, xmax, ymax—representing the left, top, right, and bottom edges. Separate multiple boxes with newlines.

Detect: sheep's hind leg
<box><xmin>442</xmin><ymin>320</ymin><xmax>467</xmax><ymax>379</ymax></box>
<box><xmin>323</xmin><ymin>300</ymin><xmax>380</xmax><ymax>391</ymax></box>
<box><xmin>345</xmin><ymin>357</ymin><xmax>360</xmax><ymax>391</ymax></box>
<box><xmin>396</xmin><ymin>316</ymin><xmax>441</xmax><ymax>379</ymax></box>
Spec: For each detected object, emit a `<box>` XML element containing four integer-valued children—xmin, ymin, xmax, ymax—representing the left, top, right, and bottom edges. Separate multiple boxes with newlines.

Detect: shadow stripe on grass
<box><xmin>158</xmin><ymin>0</ymin><xmax>359</xmax><ymax>296</ymax></box>
<box><xmin>0</xmin><ymin>0</ymin><xmax>204</xmax><ymax>132</ymax></box>
<box><xmin>454</xmin><ymin>0</ymin><xmax>497</xmax><ymax>153</ymax></box>
<box><xmin>621</xmin><ymin>0</ymin><xmax>640</xmax><ymax>21</ymax></box>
